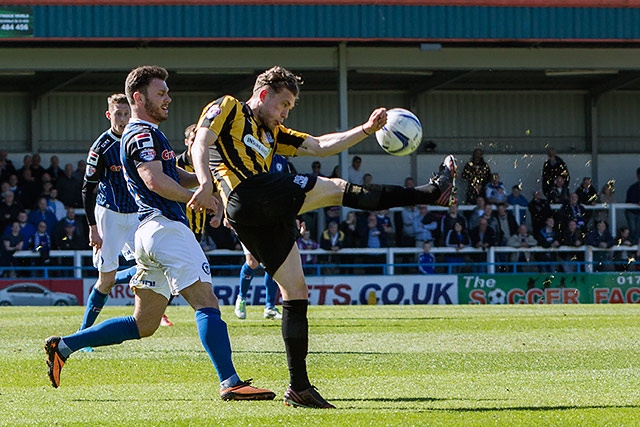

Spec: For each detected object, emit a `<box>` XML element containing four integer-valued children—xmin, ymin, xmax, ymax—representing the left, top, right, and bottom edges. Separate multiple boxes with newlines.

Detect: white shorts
<box><xmin>130</xmin><ymin>215</ymin><xmax>211</xmax><ymax>300</ymax></box>
<box><xmin>93</xmin><ymin>205</ymin><xmax>138</xmax><ymax>272</ymax></box>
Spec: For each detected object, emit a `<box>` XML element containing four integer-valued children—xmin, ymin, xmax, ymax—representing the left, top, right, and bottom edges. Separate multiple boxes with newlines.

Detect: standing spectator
<box><xmin>586</xmin><ymin>220</ymin><xmax>614</xmax><ymax>271</ymax></box>
<box><xmin>28</xmin><ymin>197</ymin><xmax>58</xmax><ymax>235</ymax></box>
<box><xmin>415</xmin><ymin>205</ymin><xmax>438</xmax><ymax>248</ymax></box>
<box><xmin>528</xmin><ymin>190</ymin><xmax>553</xmax><ymax>237</ymax></box>
<box><xmin>18</xmin><ymin>167</ymin><xmax>40</xmax><ymax>209</ymax></box>
<box><xmin>507</xmin><ymin>185</ymin><xmax>529</xmax><ymax>225</ymax></box>
<box><xmin>46</xmin><ymin>188</ymin><xmax>66</xmax><ymax>221</ymax></box>
<box><xmin>320</xmin><ymin>220</ymin><xmax>345</xmax><ymax>274</ymax></box>
<box><xmin>560</xmin><ymin>219</ymin><xmax>584</xmax><ymax>272</ymax></box>
<box><xmin>494</xmin><ymin>203</ymin><xmax>518</xmax><ymax>247</ymax></box>
<box><xmin>535</xmin><ymin>217</ymin><xmax>560</xmax><ymax>272</ymax></box>
<box><xmin>0</xmin><ymin>150</ymin><xmax>16</xmax><ymax>182</ymax></box>
<box><xmin>485</xmin><ymin>173</ymin><xmax>507</xmax><ymax>205</ymax></box>
<box><xmin>46</xmin><ymin>155</ymin><xmax>63</xmax><ymax>183</ymax></box>
<box><xmin>375</xmin><ymin>209</ymin><xmax>394</xmax><ymax>246</ymax></box>
<box><xmin>595</xmin><ymin>180</ymin><xmax>616</xmax><ymax>224</ymax></box>
<box><xmin>1</xmin><ymin>220</ymin><xmax>24</xmax><ymax>277</ymax></box>
<box><xmin>507</xmin><ymin>224</ymin><xmax>538</xmax><ymax>272</ymax></box>
<box><xmin>0</xmin><ymin>190</ymin><xmax>22</xmax><ymax>231</ymax></box>
<box><xmin>613</xmin><ymin>226</ymin><xmax>633</xmax><ymax>271</ymax></box>
<box><xmin>625</xmin><ymin>167</ymin><xmax>640</xmax><ymax>242</ymax></box>
<box><xmin>461</xmin><ymin>148</ymin><xmax>492</xmax><ymax>205</ymax></box>
<box><xmin>30</xmin><ymin>153</ymin><xmax>45</xmax><ymax>184</ymax></box>
<box><xmin>467</xmin><ymin>196</ymin><xmax>486</xmax><ymax>230</ymax></box>
<box><xmin>348</xmin><ymin>155</ymin><xmax>364</xmax><ymax>184</ymax></box>
<box><xmin>541</xmin><ymin>146</ymin><xmax>570</xmax><ymax>200</ymax></box>
<box><xmin>310</xmin><ymin>160</ymin><xmax>324</xmax><ymax>177</ymax></box>
<box><xmin>417</xmin><ymin>240</ymin><xmax>435</xmax><ymax>274</ymax></box>
<box><xmin>365</xmin><ymin>213</ymin><xmax>388</xmax><ymax>248</ymax></box>
<box><xmin>57</xmin><ymin>163</ymin><xmax>83</xmax><ymax>208</ymax></box>
<box><xmin>483</xmin><ymin>204</ymin><xmax>499</xmax><ymax>237</ymax></box>
<box><xmin>400</xmin><ymin>205</ymin><xmax>420</xmax><ymax>247</ymax></box>
<box><xmin>577</xmin><ymin>177</ymin><xmax>598</xmax><ymax>206</ymax></box>
<box><xmin>72</xmin><ymin>159</ymin><xmax>86</xmax><ymax>182</ymax></box>
<box><xmin>339</xmin><ymin>210</ymin><xmax>359</xmax><ymax>248</ymax></box>
<box><xmin>296</xmin><ymin>228</ymin><xmax>319</xmax><ymax>273</ymax></box>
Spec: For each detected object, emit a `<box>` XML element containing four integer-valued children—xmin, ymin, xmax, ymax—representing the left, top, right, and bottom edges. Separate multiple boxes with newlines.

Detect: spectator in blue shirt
<box><xmin>507</xmin><ymin>185</ymin><xmax>529</xmax><ymax>225</ymax></box>
<box><xmin>418</xmin><ymin>240</ymin><xmax>435</xmax><ymax>274</ymax></box>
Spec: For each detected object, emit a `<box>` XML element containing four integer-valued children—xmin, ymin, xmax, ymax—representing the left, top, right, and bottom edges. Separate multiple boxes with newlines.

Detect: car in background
<box><xmin>0</xmin><ymin>283</ymin><xmax>79</xmax><ymax>306</ymax></box>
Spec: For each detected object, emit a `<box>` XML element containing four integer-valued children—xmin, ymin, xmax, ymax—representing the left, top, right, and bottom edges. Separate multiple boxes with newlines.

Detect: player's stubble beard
<box><xmin>144</xmin><ymin>98</ymin><xmax>168</xmax><ymax>124</ymax></box>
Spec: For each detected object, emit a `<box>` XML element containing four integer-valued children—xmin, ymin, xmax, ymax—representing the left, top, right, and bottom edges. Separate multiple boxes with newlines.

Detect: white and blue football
<box><xmin>375</xmin><ymin>108</ymin><xmax>423</xmax><ymax>156</ymax></box>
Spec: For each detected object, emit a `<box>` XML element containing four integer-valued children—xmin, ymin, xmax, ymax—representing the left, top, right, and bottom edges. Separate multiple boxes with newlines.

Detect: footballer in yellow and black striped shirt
<box><xmin>188</xmin><ymin>65</ymin><xmax>455</xmax><ymax>408</ymax></box>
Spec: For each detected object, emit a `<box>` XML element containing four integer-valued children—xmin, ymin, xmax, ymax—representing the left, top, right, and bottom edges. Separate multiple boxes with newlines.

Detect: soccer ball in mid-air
<box><xmin>375</xmin><ymin>108</ymin><xmax>423</xmax><ymax>156</ymax></box>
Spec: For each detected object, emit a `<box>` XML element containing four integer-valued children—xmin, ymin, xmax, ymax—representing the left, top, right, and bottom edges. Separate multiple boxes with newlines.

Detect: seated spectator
<box><xmin>507</xmin><ymin>224</ymin><xmax>538</xmax><ymax>272</ymax></box>
<box><xmin>417</xmin><ymin>240</ymin><xmax>435</xmax><ymax>274</ymax></box>
<box><xmin>0</xmin><ymin>190</ymin><xmax>22</xmax><ymax>231</ymax></box>
<box><xmin>339</xmin><ymin>210</ymin><xmax>359</xmax><ymax>248</ymax></box>
<box><xmin>30</xmin><ymin>153</ymin><xmax>45</xmax><ymax>184</ymax></box>
<box><xmin>319</xmin><ymin>220</ymin><xmax>345</xmax><ymax>274</ymax></box>
<box><xmin>494</xmin><ymin>203</ymin><xmax>518</xmax><ymax>246</ymax></box>
<box><xmin>528</xmin><ymin>190</ymin><xmax>553</xmax><ymax>237</ymax></box>
<box><xmin>324</xmin><ymin>205</ymin><xmax>341</xmax><ymax>226</ymax></box>
<box><xmin>485</xmin><ymin>173</ymin><xmax>507</xmax><ymax>205</ymax></box>
<box><xmin>440</xmin><ymin>203</ymin><xmax>468</xmax><ymax>246</ymax></box>
<box><xmin>469</xmin><ymin>216</ymin><xmax>495</xmax><ymax>272</ymax></box>
<box><xmin>4</xmin><ymin>210</ymin><xmax>36</xmax><ymax>248</ymax></box>
<box><xmin>363</xmin><ymin>173</ymin><xmax>373</xmax><ymax>186</ymax></box>
<box><xmin>31</xmin><ymin>221</ymin><xmax>52</xmax><ymax>269</ymax></box>
<box><xmin>296</xmin><ymin>228</ymin><xmax>319</xmax><ymax>274</ymax></box>
<box><xmin>27</xmin><ymin>197</ymin><xmax>58</xmax><ymax>235</ymax></box>
<box><xmin>560</xmin><ymin>219</ymin><xmax>584</xmax><ymax>272</ymax></box>
<box><xmin>507</xmin><ymin>185</ymin><xmax>529</xmax><ymax>225</ymax></box>
<box><xmin>46</xmin><ymin>188</ymin><xmax>66</xmax><ymax>221</ymax></box>
<box><xmin>55</xmin><ymin>222</ymin><xmax>85</xmax><ymax>250</ymax></box>
<box><xmin>547</xmin><ymin>175</ymin><xmax>570</xmax><ymax>204</ymax></box>
<box><xmin>1</xmin><ymin>220</ymin><xmax>24</xmax><ymax>277</ymax></box>
<box><xmin>613</xmin><ymin>226</ymin><xmax>633</xmax><ymax>271</ymax></box>
<box><xmin>558</xmin><ymin>192</ymin><xmax>588</xmax><ymax>238</ymax></box>
<box><xmin>54</xmin><ymin>206</ymin><xmax>88</xmax><ymax>248</ymax></box>
<box><xmin>586</xmin><ymin>220</ymin><xmax>614</xmax><ymax>272</ymax></box>
<box><xmin>415</xmin><ymin>205</ymin><xmax>438</xmax><ymax>248</ymax></box>
<box><xmin>535</xmin><ymin>217</ymin><xmax>560</xmax><ymax>273</ymax></box>
<box><xmin>310</xmin><ymin>160</ymin><xmax>325</xmax><ymax>177</ymax></box>
<box><xmin>577</xmin><ymin>177</ymin><xmax>598</xmax><ymax>206</ymax></box>
<box><xmin>444</xmin><ymin>220</ymin><xmax>471</xmax><ymax>272</ymax></box>
<box><xmin>365</xmin><ymin>213</ymin><xmax>388</xmax><ymax>248</ymax></box>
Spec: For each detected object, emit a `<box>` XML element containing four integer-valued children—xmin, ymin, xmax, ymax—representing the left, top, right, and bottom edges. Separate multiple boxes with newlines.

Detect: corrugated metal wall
<box><xmin>31</xmin><ymin>5</ymin><xmax>640</xmax><ymax>40</ymax></box>
<box><xmin>1</xmin><ymin>90</ymin><xmax>638</xmax><ymax>155</ymax></box>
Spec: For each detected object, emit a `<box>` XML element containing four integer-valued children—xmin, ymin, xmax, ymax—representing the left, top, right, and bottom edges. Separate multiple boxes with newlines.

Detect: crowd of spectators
<box><xmin>2</xmin><ymin>150</ymin><xmax>640</xmax><ymax>277</ymax></box>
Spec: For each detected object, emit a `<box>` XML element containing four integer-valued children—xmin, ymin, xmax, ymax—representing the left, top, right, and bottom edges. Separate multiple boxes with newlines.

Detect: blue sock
<box><xmin>79</xmin><ymin>288</ymin><xmax>108</xmax><ymax>330</ymax></box>
<box><xmin>62</xmin><ymin>316</ymin><xmax>140</xmax><ymax>356</ymax></box>
<box><xmin>264</xmin><ymin>273</ymin><xmax>278</xmax><ymax>309</ymax></box>
<box><xmin>115</xmin><ymin>265</ymin><xmax>137</xmax><ymax>284</ymax></box>
<box><xmin>239</xmin><ymin>262</ymin><xmax>255</xmax><ymax>299</ymax></box>
<box><xmin>195</xmin><ymin>307</ymin><xmax>237</xmax><ymax>385</ymax></box>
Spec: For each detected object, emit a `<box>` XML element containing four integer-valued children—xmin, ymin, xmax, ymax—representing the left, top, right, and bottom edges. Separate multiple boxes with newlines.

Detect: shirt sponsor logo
<box><xmin>86</xmin><ymin>150</ymin><xmax>99</xmax><ymax>166</ymax></box>
<box><xmin>205</xmin><ymin>105</ymin><xmax>221</xmax><ymax>120</ymax></box>
<box><xmin>161</xmin><ymin>149</ymin><xmax>176</xmax><ymax>160</ymax></box>
<box><xmin>134</xmin><ymin>133</ymin><xmax>154</xmax><ymax>149</ymax></box>
<box><xmin>140</xmin><ymin>148</ymin><xmax>156</xmax><ymax>162</ymax></box>
<box><xmin>109</xmin><ymin>165</ymin><xmax>122</xmax><ymax>172</ymax></box>
<box><xmin>243</xmin><ymin>134</ymin><xmax>270</xmax><ymax>159</ymax></box>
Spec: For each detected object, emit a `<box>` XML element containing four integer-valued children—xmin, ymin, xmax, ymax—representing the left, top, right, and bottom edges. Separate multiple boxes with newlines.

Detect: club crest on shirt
<box><xmin>86</xmin><ymin>150</ymin><xmax>99</xmax><ymax>166</ymax></box>
<box><xmin>202</xmin><ymin>262</ymin><xmax>211</xmax><ymax>275</ymax></box>
<box><xmin>140</xmin><ymin>148</ymin><xmax>156</xmax><ymax>162</ymax></box>
<box><xmin>205</xmin><ymin>105</ymin><xmax>222</xmax><ymax>120</ymax></box>
<box><xmin>134</xmin><ymin>133</ymin><xmax>154</xmax><ymax>149</ymax></box>
<box><xmin>243</xmin><ymin>134</ymin><xmax>270</xmax><ymax>159</ymax></box>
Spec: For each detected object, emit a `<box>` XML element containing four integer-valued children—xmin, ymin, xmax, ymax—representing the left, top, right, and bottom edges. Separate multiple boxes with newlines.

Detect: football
<box><xmin>375</xmin><ymin>108</ymin><xmax>423</xmax><ymax>156</ymax></box>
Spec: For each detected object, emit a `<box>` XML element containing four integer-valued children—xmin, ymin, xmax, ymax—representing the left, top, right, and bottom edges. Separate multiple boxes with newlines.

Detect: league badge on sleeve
<box><xmin>140</xmin><ymin>148</ymin><xmax>156</xmax><ymax>162</ymax></box>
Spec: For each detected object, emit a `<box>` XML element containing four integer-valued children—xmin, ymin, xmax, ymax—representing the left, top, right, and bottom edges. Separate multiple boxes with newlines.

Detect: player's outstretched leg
<box><xmin>341</xmin><ymin>154</ymin><xmax>458</xmax><ymax>211</ymax></box>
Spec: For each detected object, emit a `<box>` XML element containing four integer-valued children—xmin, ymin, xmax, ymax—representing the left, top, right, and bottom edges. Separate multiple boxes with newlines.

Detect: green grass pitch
<box><xmin>2</xmin><ymin>304</ymin><xmax>640</xmax><ymax>426</ymax></box>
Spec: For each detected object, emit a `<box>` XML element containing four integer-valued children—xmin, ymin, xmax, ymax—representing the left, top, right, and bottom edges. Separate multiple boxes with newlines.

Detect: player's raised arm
<box><xmin>295</xmin><ymin>107</ymin><xmax>387</xmax><ymax>157</ymax></box>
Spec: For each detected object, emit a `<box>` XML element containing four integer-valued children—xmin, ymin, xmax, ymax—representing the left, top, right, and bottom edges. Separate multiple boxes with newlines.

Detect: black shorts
<box><xmin>226</xmin><ymin>172</ymin><xmax>317</xmax><ymax>275</ymax></box>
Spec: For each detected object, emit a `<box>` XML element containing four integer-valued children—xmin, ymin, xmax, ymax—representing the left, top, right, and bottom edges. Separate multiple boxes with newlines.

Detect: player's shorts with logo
<box><xmin>93</xmin><ymin>204</ymin><xmax>138</xmax><ymax>272</ymax></box>
<box><xmin>130</xmin><ymin>215</ymin><xmax>211</xmax><ymax>300</ymax></box>
<box><xmin>226</xmin><ymin>172</ymin><xmax>317</xmax><ymax>276</ymax></box>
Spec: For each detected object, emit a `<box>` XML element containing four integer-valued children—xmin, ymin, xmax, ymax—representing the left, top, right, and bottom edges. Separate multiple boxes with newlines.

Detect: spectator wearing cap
<box><xmin>625</xmin><ymin>167</ymin><xmax>640</xmax><ymax>242</ymax></box>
